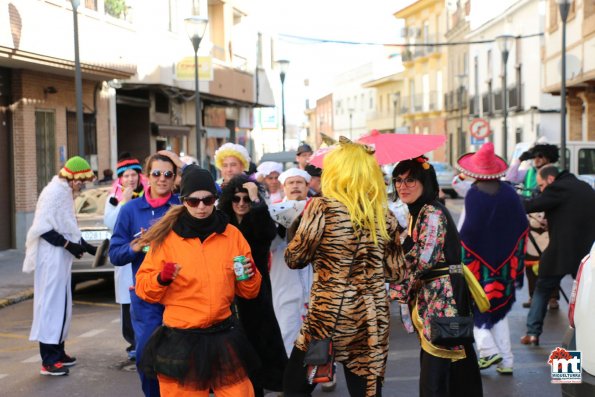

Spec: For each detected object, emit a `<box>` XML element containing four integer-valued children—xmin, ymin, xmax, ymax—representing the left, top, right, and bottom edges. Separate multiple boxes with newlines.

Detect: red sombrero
<box><xmin>456</xmin><ymin>142</ymin><xmax>508</xmax><ymax>180</ymax></box>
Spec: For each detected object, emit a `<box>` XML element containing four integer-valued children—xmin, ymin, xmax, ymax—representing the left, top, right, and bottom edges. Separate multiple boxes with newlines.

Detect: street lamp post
<box><xmin>456</xmin><ymin>74</ymin><xmax>467</xmax><ymax>156</ymax></box>
<box><xmin>496</xmin><ymin>34</ymin><xmax>515</xmax><ymax>160</ymax></box>
<box><xmin>70</xmin><ymin>0</ymin><xmax>84</xmax><ymax>156</ymax></box>
<box><xmin>392</xmin><ymin>93</ymin><xmax>399</xmax><ymax>133</ymax></box>
<box><xmin>276</xmin><ymin>60</ymin><xmax>289</xmax><ymax>151</ymax></box>
<box><xmin>185</xmin><ymin>16</ymin><xmax>208</xmax><ymax>169</ymax></box>
<box><xmin>557</xmin><ymin>0</ymin><xmax>573</xmax><ymax>170</ymax></box>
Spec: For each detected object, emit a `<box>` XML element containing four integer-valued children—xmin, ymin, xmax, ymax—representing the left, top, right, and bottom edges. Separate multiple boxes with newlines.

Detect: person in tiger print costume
<box><xmin>282</xmin><ymin>137</ymin><xmax>405</xmax><ymax>397</ymax></box>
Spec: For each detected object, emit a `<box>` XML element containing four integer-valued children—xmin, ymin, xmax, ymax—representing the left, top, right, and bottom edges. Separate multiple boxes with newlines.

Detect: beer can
<box><xmin>233</xmin><ymin>255</ymin><xmax>250</xmax><ymax>281</ymax></box>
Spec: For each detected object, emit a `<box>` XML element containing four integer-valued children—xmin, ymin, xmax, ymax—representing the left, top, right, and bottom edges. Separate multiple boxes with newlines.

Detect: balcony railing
<box><xmin>400</xmin><ymin>34</ymin><xmax>441</xmax><ymax>63</ymax></box>
<box><xmin>478</xmin><ymin>83</ymin><xmax>524</xmax><ymax>116</ymax></box>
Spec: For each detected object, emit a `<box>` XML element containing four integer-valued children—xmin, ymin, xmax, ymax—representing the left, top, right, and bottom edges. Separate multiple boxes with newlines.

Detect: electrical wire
<box><xmin>278</xmin><ymin>32</ymin><xmax>544</xmax><ymax>47</ymax></box>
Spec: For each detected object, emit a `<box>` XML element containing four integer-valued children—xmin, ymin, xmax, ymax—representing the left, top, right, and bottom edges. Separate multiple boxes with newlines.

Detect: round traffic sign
<box><xmin>469</xmin><ymin>118</ymin><xmax>491</xmax><ymax>139</ymax></box>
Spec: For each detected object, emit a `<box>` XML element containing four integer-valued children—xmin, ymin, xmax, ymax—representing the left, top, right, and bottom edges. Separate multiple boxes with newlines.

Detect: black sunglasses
<box><xmin>232</xmin><ymin>195</ymin><xmax>251</xmax><ymax>204</ymax></box>
<box><xmin>183</xmin><ymin>195</ymin><xmax>216</xmax><ymax>207</ymax></box>
<box><xmin>151</xmin><ymin>170</ymin><xmax>175</xmax><ymax>179</ymax></box>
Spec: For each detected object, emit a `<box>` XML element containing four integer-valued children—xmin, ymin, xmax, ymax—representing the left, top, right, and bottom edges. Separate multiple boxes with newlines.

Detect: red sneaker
<box><xmin>40</xmin><ymin>362</ymin><xmax>69</xmax><ymax>376</ymax></box>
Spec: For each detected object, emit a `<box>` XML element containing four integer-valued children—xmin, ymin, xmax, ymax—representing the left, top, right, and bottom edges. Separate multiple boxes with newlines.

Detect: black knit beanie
<box><xmin>180</xmin><ymin>165</ymin><xmax>218</xmax><ymax>197</ymax></box>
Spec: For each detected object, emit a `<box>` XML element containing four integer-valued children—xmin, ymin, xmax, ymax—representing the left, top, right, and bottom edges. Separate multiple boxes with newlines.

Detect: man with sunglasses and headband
<box><xmin>109</xmin><ymin>153</ymin><xmax>180</xmax><ymax>397</ymax></box>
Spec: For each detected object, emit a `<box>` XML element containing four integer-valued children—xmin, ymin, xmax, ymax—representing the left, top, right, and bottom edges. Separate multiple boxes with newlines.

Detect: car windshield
<box><xmin>75</xmin><ymin>186</ymin><xmax>111</xmax><ymax>216</ymax></box>
<box><xmin>431</xmin><ymin>162</ymin><xmax>451</xmax><ymax>172</ymax></box>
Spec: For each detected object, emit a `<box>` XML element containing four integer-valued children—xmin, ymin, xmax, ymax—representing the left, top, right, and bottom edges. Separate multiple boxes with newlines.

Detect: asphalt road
<box><xmin>0</xmin><ymin>198</ymin><xmax>571</xmax><ymax>396</ymax></box>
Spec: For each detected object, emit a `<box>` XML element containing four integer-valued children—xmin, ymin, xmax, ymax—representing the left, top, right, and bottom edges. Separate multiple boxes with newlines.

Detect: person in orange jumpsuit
<box><xmin>134</xmin><ymin>165</ymin><xmax>262</xmax><ymax>397</ymax></box>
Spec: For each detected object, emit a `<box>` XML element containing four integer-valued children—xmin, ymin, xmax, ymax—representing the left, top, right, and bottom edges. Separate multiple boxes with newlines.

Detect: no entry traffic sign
<box><xmin>469</xmin><ymin>118</ymin><xmax>491</xmax><ymax>139</ymax></box>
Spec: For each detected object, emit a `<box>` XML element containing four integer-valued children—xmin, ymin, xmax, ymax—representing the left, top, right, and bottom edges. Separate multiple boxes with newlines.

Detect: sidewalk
<box><xmin>0</xmin><ymin>249</ymin><xmax>34</xmax><ymax>309</ymax></box>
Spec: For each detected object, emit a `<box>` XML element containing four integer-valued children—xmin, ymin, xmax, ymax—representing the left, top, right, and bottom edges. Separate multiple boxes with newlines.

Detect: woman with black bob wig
<box><xmin>218</xmin><ymin>174</ymin><xmax>288</xmax><ymax>397</ymax></box>
<box><xmin>389</xmin><ymin>156</ymin><xmax>483</xmax><ymax>397</ymax></box>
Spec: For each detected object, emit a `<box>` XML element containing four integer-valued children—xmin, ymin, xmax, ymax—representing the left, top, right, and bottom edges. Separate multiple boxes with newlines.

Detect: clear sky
<box><xmin>245</xmin><ymin>0</ymin><xmax>414</xmax><ymax>125</ymax></box>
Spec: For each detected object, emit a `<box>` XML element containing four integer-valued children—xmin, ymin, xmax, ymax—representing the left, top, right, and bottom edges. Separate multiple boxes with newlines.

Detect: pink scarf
<box><xmin>145</xmin><ymin>186</ymin><xmax>172</xmax><ymax>208</ymax></box>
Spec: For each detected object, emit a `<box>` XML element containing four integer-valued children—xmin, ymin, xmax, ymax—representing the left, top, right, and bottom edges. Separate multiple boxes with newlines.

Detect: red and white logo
<box><xmin>548</xmin><ymin>347</ymin><xmax>582</xmax><ymax>384</ymax></box>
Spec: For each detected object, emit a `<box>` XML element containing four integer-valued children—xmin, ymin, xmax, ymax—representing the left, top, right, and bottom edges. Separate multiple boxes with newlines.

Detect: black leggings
<box><xmin>283</xmin><ymin>346</ymin><xmax>382</xmax><ymax>397</ymax></box>
<box><xmin>419</xmin><ymin>344</ymin><xmax>483</xmax><ymax>397</ymax></box>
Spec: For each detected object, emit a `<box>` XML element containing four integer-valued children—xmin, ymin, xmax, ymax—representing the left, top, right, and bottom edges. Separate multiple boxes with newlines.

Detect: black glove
<box><xmin>519</xmin><ymin>151</ymin><xmax>533</xmax><ymax>162</ymax></box>
<box><xmin>80</xmin><ymin>238</ymin><xmax>97</xmax><ymax>256</ymax></box>
<box><xmin>65</xmin><ymin>241</ymin><xmax>85</xmax><ymax>259</ymax></box>
<box><xmin>40</xmin><ymin>230</ymin><xmax>67</xmax><ymax>247</ymax></box>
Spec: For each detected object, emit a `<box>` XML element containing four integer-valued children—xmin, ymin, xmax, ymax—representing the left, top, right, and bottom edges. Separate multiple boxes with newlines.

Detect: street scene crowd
<box><xmin>22</xmin><ymin>134</ymin><xmax>595</xmax><ymax>397</ymax></box>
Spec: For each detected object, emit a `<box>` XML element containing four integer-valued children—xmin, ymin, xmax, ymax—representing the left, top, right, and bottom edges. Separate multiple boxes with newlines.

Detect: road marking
<box><xmin>111</xmin><ymin>318</ymin><xmax>120</xmax><ymax>324</ymax></box>
<box><xmin>0</xmin><ymin>374</ymin><xmax>7</xmax><ymax>380</ymax></box>
<box><xmin>0</xmin><ymin>332</ymin><xmax>28</xmax><ymax>339</ymax></box>
<box><xmin>79</xmin><ymin>329</ymin><xmax>106</xmax><ymax>338</ymax></box>
<box><xmin>73</xmin><ymin>300</ymin><xmax>119</xmax><ymax>308</ymax></box>
<box><xmin>23</xmin><ymin>355</ymin><xmax>40</xmax><ymax>363</ymax></box>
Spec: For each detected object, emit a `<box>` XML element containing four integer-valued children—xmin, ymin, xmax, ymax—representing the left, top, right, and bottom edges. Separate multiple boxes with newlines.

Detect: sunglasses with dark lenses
<box><xmin>183</xmin><ymin>195</ymin><xmax>216</xmax><ymax>207</ymax></box>
<box><xmin>150</xmin><ymin>170</ymin><xmax>175</xmax><ymax>179</ymax></box>
<box><xmin>232</xmin><ymin>195</ymin><xmax>251</xmax><ymax>204</ymax></box>
<box><xmin>394</xmin><ymin>177</ymin><xmax>418</xmax><ymax>188</ymax></box>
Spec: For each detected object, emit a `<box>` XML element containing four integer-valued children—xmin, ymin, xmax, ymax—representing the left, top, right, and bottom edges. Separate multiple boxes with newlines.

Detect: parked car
<box><xmin>72</xmin><ymin>186</ymin><xmax>113</xmax><ymax>287</ymax></box>
<box><xmin>430</xmin><ymin>161</ymin><xmax>458</xmax><ymax>198</ymax></box>
<box><xmin>258</xmin><ymin>150</ymin><xmax>297</xmax><ymax>170</ymax></box>
<box><xmin>562</xmin><ymin>241</ymin><xmax>595</xmax><ymax>396</ymax></box>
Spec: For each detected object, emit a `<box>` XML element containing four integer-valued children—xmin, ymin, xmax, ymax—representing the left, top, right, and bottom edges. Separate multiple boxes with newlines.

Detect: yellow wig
<box><xmin>321</xmin><ymin>138</ymin><xmax>389</xmax><ymax>245</ymax></box>
<box><xmin>214</xmin><ymin>143</ymin><xmax>250</xmax><ymax>171</ymax></box>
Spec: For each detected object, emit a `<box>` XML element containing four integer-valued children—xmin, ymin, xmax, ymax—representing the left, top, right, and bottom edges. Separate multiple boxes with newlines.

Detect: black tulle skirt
<box><xmin>139</xmin><ymin>317</ymin><xmax>260</xmax><ymax>390</ymax></box>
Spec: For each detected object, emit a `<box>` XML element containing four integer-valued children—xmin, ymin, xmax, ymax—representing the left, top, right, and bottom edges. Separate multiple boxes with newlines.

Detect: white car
<box><xmin>72</xmin><ymin>186</ymin><xmax>113</xmax><ymax>287</ymax></box>
<box><xmin>562</xmin><ymin>241</ymin><xmax>595</xmax><ymax>396</ymax></box>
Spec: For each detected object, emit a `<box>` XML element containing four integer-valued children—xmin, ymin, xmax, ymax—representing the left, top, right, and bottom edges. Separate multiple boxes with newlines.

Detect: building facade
<box><xmin>394</xmin><ymin>0</ymin><xmax>448</xmax><ymax>162</ymax></box>
<box><xmin>467</xmin><ymin>0</ymin><xmax>560</xmax><ymax>161</ymax></box>
<box><xmin>0</xmin><ymin>0</ymin><xmax>274</xmax><ymax>249</ymax></box>
<box><xmin>444</xmin><ymin>0</ymin><xmax>470</xmax><ymax>163</ymax></box>
<box><xmin>543</xmin><ymin>0</ymin><xmax>595</xmax><ymax>143</ymax></box>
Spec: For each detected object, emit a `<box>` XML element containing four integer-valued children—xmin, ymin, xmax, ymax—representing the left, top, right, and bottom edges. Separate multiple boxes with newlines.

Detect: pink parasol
<box><xmin>308</xmin><ymin>130</ymin><xmax>446</xmax><ymax>167</ymax></box>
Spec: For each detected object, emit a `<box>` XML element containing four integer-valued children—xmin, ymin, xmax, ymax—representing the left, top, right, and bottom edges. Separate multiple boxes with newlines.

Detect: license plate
<box><xmin>81</xmin><ymin>230</ymin><xmax>111</xmax><ymax>241</ymax></box>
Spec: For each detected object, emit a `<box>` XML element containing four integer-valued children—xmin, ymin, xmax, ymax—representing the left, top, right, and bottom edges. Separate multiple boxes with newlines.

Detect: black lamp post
<box><xmin>185</xmin><ymin>15</ymin><xmax>208</xmax><ymax>169</ymax></box>
<box><xmin>392</xmin><ymin>93</ymin><xmax>399</xmax><ymax>133</ymax></box>
<box><xmin>276</xmin><ymin>60</ymin><xmax>289</xmax><ymax>151</ymax></box>
<box><xmin>557</xmin><ymin>0</ymin><xmax>573</xmax><ymax>170</ymax></box>
<box><xmin>70</xmin><ymin>0</ymin><xmax>84</xmax><ymax>156</ymax></box>
<box><xmin>496</xmin><ymin>34</ymin><xmax>515</xmax><ymax>160</ymax></box>
<box><xmin>456</xmin><ymin>74</ymin><xmax>467</xmax><ymax>156</ymax></box>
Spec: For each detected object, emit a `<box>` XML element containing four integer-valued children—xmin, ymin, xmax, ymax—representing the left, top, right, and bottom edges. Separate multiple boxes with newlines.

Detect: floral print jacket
<box><xmin>389</xmin><ymin>203</ymin><xmax>464</xmax><ymax>358</ymax></box>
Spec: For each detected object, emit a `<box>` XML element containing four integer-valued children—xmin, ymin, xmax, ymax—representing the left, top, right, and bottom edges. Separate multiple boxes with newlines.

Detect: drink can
<box><xmin>233</xmin><ymin>255</ymin><xmax>250</xmax><ymax>281</ymax></box>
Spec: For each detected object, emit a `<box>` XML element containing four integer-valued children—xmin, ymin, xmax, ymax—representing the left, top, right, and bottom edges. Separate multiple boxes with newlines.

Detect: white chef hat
<box><xmin>278</xmin><ymin>167</ymin><xmax>311</xmax><ymax>185</ymax></box>
<box><xmin>257</xmin><ymin>161</ymin><xmax>283</xmax><ymax>177</ymax></box>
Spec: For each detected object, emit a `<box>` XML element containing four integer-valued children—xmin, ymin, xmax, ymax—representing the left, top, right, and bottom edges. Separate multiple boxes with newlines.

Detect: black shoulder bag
<box><xmin>303</xmin><ymin>240</ymin><xmax>360</xmax><ymax>385</ymax></box>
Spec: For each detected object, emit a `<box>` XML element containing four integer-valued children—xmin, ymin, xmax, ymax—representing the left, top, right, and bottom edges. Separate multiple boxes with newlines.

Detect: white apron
<box><xmin>269</xmin><ymin>235</ymin><xmax>313</xmax><ymax>356</ymax></box>
<box><xmin>24</xmin><ymin>176</ymin><xmax>80</xmax><ymax>344</ymax></box>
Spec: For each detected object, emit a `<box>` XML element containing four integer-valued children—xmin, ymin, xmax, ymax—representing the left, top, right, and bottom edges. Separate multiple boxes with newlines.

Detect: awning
<box><xmin>205</xmin><ymin>127</ymin><xmax>230</xmax><ymax>138</ymax></box>
<box><xmin>155</xmin><ymin>125</ymin><xmax>190</xmax><ymax>137</ymax></box>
